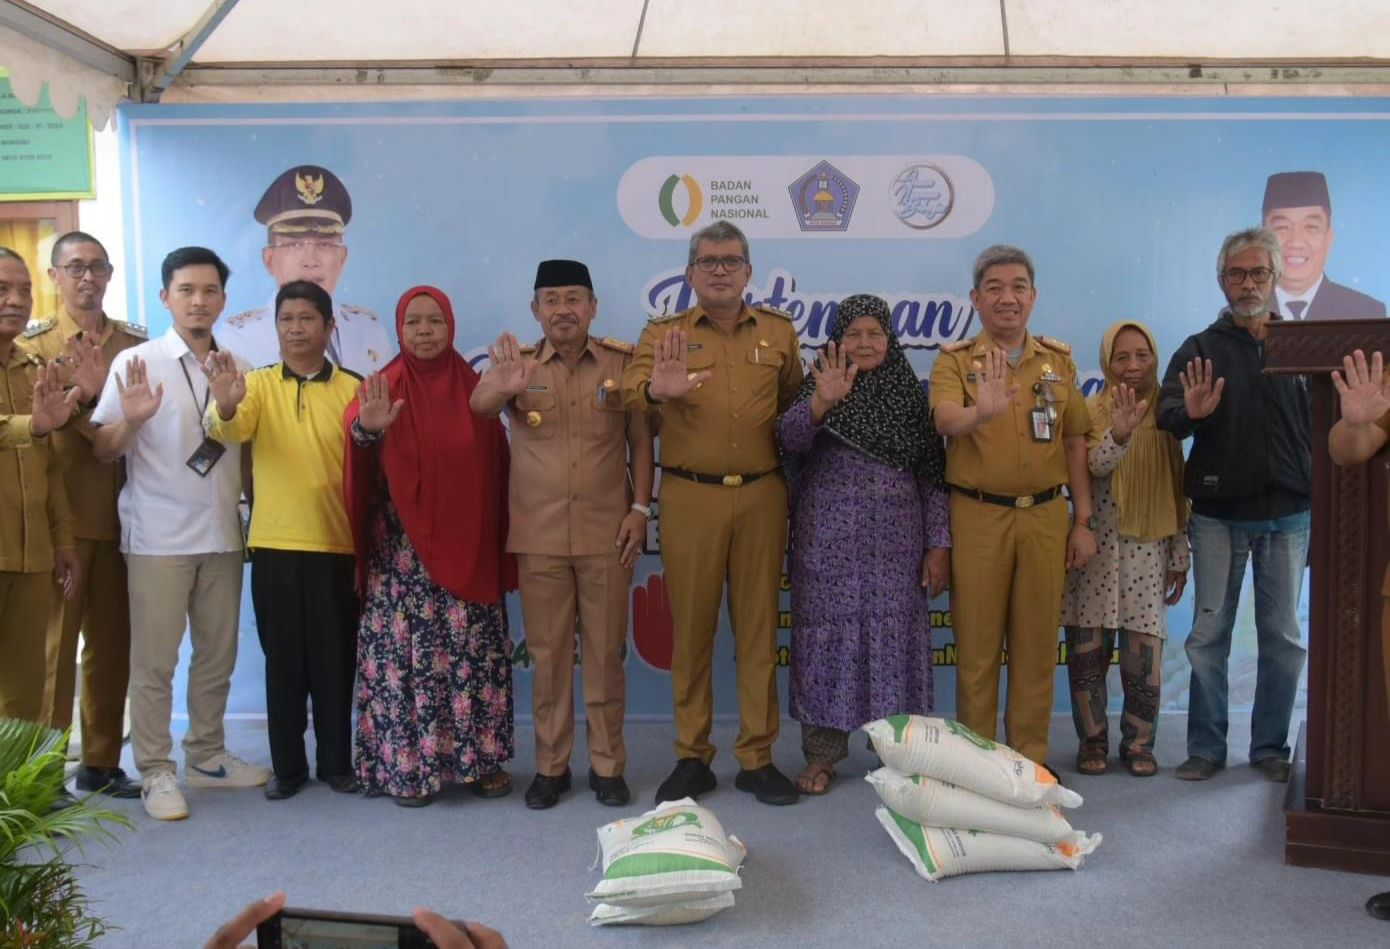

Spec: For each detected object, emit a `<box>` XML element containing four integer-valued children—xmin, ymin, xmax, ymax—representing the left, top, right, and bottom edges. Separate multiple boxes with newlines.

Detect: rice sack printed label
<box><xmin>875</xmin><ymin>807</ymin><xmax>1101</xmax><ymax>882</ymax></box>
<box><xmin>863</xmin><ymin>715</ymin><xmax>1083</xmax><ymax>808</ymax></box>
<box><xmin>589</xmin><ymin>893</ymin><xmax>736</xmax><ymax>927</ymax></box>
<box><xmin>587</xmin><ymin>798</ymin><xmax>747</xmax><ymax>908</ymax></box>
<box><xmin>865</xmin><ymin>767</ymin><xmax>1078</xmax><ymax>844</ymax></box>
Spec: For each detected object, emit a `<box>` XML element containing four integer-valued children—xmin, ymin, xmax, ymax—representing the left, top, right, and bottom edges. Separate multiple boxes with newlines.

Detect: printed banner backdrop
<box><xmin>119</xmin><ymin>95</ymin><xmax>1378</xmax><ymax>722</ymax></box>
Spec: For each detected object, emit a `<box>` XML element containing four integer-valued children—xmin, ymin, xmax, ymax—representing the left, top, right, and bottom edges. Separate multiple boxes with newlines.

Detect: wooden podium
<box><xmin>1265</xmin><ymin>319</ymin><xmax>1390</xmax><ymax>874</ymax></box>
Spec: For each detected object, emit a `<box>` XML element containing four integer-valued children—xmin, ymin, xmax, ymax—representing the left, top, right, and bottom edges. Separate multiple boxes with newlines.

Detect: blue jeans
<box><xmin>1184</xmin><ymin>510</ymin><xmax>1309</xmax><ymax>764</ymax></box>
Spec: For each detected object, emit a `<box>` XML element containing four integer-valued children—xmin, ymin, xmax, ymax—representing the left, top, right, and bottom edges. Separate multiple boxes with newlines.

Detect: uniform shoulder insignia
<box><xmin>598</xmin><ymin>336</ymin><xmax>634</xmax><ymax>354</ymax></box>
<box><xmin>23</xmin><ymin>351</ymin><xmax>44</xmax><ymax>366</ymax></box>
<box><xmin>112</xmin><ymin>318</ymin><xmax>147</xmax><ymax>339</ymax></box>
<box><xmin>518</xmin><ymin>345</ymin><xmax>538</xmax><ymax>356</ymax></box>
<box><xmin>1038</xmin><ymin>336</ymin><xmax>1072</xmax><ymax>355</ymax></box>
<box><xmin>341</xmin><ymin>304</ymin><xmax>379</xmax><ymax>322</ymax></box>
<box><xmin>755</xmin><ymin>304</ymin><xmax>793</xmax><ymax>320</ymax></box>
<box><xmin>941</xmin><ymin>339</ymin><xmax>972</xmax><ymax>353</ymax></box>
<box><xmin>226</xmin><ymin>309</ymin><xmax>259</xmax><ymax>328</ymax></box>
<box><xmin>22</xmin><ymin>318</ymin><xmax>56</xmax><ymax>339</ymax></box>
<box><xmin>648</xmin><ymin>311</ymin><xmax>684</xmax><ymax>325</ymax></box>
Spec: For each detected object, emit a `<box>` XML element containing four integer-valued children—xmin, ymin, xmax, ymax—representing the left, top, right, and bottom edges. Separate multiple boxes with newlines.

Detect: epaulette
<box><xmin>519</xmin><ymin>343</ymin><xmax>538</xmax><ymax>355</ymax></box>
<box><xmin>598</xmin><ymin>336</ymin><xmax>634</xmax><ymax>354</ymax></box>
<box><xmin>648</xmin><ymin>311</ymin><xmax>683</xmax><ymax>325</ymax></box>
<box><xmin>225</xmin><ymin>309</ymin><xmax>261</xmax><ymax>328</ymax></box>
<box><xmin>1038</xmin><ymin>336</ymin><xmax>1072</xmax><ymax>355</ymax></box>
<box><xmin>755</xmin><ymin>304</ymin><xmax>793</xmax><ymax>320</ymax></box>
<box><xmin>22</xmin><ymin>318</ymin><xmax>56</xmax><ymax>339</ymax></box>
<box><xmin>23</xmin><ymin>351</ymin><xmax>44</xmax><ymax>367</ymax></box>
<box><xmin>941</xmin><ymin>339</ymin><xmax>972</xmax><ymax>353</ymax></box>
<box><xmin>340</xmin><ymin>304</ymin><xmax>379</xmax><ymax>322</ymax></box>
<box><xmin>111</xmin><ymin>318</ymin><xmax>147</xmax><ymax>339</ymax></box>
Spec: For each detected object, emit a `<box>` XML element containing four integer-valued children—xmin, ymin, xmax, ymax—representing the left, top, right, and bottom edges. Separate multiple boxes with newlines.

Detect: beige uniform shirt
<box><xmin>0</xmin><ymin>346</ymin><xmax>75</xmax><ymax>572</ymax></box>
<box><xmin>929</xmin><ymin>330</ymin><xmax>1089</xmax><ymax>496</ymax></box>
<box><xmin>506</xmin><ymin>336</ymin><xmax>636</xmax><ymax>557</ymax></box>
<box><xmin>21</xmin><ymin>312</ymin><xmax>145</xmax><ymax>542</ymax></box>
<box><xmin>621</xmin><ymin>304</ymin><xmax>803</xmax><ymax>475</ymax></box>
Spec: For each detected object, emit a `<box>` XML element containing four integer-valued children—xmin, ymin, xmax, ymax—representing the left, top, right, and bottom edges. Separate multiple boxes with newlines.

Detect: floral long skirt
<box><xmin>353</xmin><ymin>501</ymin><xmax>514</xmax><ymax>798</ymax></box>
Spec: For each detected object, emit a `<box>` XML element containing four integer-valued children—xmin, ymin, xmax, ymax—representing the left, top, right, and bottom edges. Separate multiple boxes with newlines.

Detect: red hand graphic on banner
<box><xmin>632</xmin><ymin>573</ymin><xmax>675</xmax><ymax>671</ymax></box>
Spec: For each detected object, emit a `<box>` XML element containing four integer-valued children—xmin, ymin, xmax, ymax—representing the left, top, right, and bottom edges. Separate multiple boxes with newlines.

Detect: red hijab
<box><xmin>343</xmin><ymin>286</ymin><xmax>515</xmax><ymax>602</ymax></box>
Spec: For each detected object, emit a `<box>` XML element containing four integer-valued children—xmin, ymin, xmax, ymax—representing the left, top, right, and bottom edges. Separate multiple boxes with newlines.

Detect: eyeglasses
<box><xmin>60</xmin><ymin>261</ymin><xmax>113</xmax><ymax>279</ymax></box>
<box><xmin>1222</xmin><ymin>267</ymin><xmax>1274</xmax><ymax>285</ymax></box>
<box><xmin>692</xmin><ymin>255</ymin><xmax>747</xmax><ymax>273</ymax></box>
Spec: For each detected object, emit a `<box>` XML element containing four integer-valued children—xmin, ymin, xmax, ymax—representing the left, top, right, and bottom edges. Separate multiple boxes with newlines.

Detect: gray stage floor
<box><xmin>72</xmin><ymin>714</ymin><xmax>1386</xmax><ymax>948</ymax></box>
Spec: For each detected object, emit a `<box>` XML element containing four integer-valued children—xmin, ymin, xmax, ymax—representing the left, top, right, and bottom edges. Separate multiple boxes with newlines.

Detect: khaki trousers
<box><xmin>949</xmin><ymin>492</ymin><xmax>1069</xmax><ymax>764</ymax></box>
<box><xmin>42</xmin><ymin>538</ymin><xmax>130</xmax><ymax>768</ymax></box>
<box><xmin>518</xmin><ymin>552</ymin><xmax>629</xmax><ymax>777</ymax></box>
<box><xmin>0</xmin><ymin>571</ymin><xmax>52</xmax><ymax>722</ymax></box>
<box><xmin>659</xmin><ymin>473</ymin><xmax>787</xmax><ymax>770</ymax></box>
<box><xmin>126</xmin><ymin>552</ymin><xmax>242</xmax><ymax>777</ymax></box>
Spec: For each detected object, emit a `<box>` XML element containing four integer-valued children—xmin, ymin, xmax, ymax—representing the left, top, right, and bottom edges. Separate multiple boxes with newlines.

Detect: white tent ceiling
<box><xmin>5</xmin><ymin>0</ymin><xmax>1390</xmax><ymax>128</ymax></box>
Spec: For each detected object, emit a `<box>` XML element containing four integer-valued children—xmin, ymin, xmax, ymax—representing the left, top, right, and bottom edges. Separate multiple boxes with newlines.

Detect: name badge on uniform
<box><xmin>1030</xmin><ymin>407</ymin><xmax>1053</xmax><ymax>442</ymax></box>
<box><xmin>687</xmin><ymin>343</ymin><xmax>703</xmax><ymax>352</ymax></box>
<box><xmin>186</xmin><ymin>437</ymin><xmax>227</xmax><ymax>477</ymax></box>
<box><xmin>525</xmin><ymin>384</ymin><xmax>549</xmax><ymax>392</ymax></box>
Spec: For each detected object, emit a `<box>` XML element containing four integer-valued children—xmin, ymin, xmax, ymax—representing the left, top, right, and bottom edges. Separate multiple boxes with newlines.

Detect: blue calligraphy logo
<box><xmin>891</xmin><ymin>163</ymin><xmax>954</xmax><ymax>230</ymax></box>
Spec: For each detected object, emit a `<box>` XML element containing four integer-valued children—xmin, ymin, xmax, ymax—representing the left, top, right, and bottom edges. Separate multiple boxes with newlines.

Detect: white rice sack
<box><xmin>865</xmin><ymin>767</ymin><xmax>1077</xmax><ymax>844</ymax></box>
<box><xmin>863</xmin><ymin>715</ymin><xmax>1082</xmax><ymax>808</ymax></box>
<box><xmin>589</xmin><ymin>893</ymin><xmax>735</xmax><ymax>927</ymax></box>
<box><xmin>587</xmin><ymin>798</ymin><xmax>746</xmax><ymax>908</ymax></box>
<box><xmin>875</xmin><ymin>807</ymin><xmax>1101</xmax><ymax>882</ymax></box>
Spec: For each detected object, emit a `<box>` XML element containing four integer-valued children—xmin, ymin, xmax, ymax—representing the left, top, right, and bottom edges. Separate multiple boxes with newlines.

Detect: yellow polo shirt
<box><xmin>205</xmin><ymin>361</ymin><xmax>359</xmax><ymax>554</ymax></box>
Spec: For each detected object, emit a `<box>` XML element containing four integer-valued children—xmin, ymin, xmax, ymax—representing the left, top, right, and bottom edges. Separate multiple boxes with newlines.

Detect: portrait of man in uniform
<box><xmin>1261</xmin><ymin>170</ymin><xmax>1386</xmax><ymax>321</ymax></box>
<box><xmin>219</xmin><ymin>164</ymin><xmax>391</xmax><ymax>374</ymax></box>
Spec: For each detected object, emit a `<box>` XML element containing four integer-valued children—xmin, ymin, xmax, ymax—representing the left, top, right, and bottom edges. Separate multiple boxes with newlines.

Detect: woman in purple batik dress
<box><xmin>778</xmin><ymin>293</ymin><xmax>950</xmax><ymax>796</ymax></box>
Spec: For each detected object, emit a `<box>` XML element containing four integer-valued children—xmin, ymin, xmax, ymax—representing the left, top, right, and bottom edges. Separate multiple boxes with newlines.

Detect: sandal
<box><xmin>1075</xmin><ymin>739</ymin><xmax>1109</xmax><ymax>776</ymax></box>
<box><xmin>795</xmin><ymin>760</ymin><xmax>836</xmax><ymax>796</ymax></box>
<box><xmin>470</xmin><ymin>770</ymin><xmax>512</xmax><ymax>798</ymax></box>
<box><xmin>1120</xmin><ymin>749</ymin><xmax>1159</xmax><ymax>777</ymax></box>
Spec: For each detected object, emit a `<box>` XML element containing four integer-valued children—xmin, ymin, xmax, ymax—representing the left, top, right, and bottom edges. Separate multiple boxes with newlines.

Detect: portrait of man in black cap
<box><xmin>220</xmin><ymin>164</ymin><xmax>392</xmax><ymax>373</ymax></box>
<box><xmin>1261</xmin><ymin>170</ymin><xmax>1386</xmax><ymax>320</ymax></box>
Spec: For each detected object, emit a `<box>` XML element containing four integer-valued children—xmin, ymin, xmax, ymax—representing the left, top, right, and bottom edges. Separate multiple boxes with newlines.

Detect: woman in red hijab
<box><xmin>344</xmin><ymin>285</ymin><xmax>516</xmax><ymax>806</ymax></box>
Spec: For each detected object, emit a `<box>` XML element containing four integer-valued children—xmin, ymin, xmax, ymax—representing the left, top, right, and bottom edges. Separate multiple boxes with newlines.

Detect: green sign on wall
<box><xmin>0</xmin><ymin>69</ymin><xmax>95</xmax><ymax>200</ymax></box>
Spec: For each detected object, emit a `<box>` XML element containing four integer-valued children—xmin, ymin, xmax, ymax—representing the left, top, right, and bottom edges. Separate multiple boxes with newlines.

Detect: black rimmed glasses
<box><xmin>60</xmin><ymin>261</ymin><xmax>114</xmax><ymax>279</ymax></box>
<box><xmin>692</xmin><ymin>255</ymin><xmax>747</xmax><ymax>273</ymax></box>
<box><xmin>1222</xmin><ymin>266</ymin><xmax>1274</xmax><ymax>286</ymax></box>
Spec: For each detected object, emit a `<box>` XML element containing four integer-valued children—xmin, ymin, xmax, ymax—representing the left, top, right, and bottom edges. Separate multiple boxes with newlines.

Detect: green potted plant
<box><xmin>0</xmin><ymin>717</ymin><xmax>131</xmax><ymax>948</ymax></box>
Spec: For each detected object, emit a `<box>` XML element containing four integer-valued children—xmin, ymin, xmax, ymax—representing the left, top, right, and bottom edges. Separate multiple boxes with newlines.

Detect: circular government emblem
<box><xmin>891</xmin><ymin>163</ymin><xmax>955</xmax><ymax>230</ymax></box>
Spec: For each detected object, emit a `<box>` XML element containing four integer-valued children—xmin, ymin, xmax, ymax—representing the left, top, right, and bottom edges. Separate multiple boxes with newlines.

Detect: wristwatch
<box><xmin>1081</xmin><ymin>515</ymin><xmax>1099</xmax><ymax>531</ymax></box>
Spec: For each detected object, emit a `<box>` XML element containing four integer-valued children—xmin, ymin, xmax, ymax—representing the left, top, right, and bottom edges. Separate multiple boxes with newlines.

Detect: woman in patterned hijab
<box><xmin>777</xmin><ymin>294</ymin><xmax>950</xmax><ymax>795</ymax></box>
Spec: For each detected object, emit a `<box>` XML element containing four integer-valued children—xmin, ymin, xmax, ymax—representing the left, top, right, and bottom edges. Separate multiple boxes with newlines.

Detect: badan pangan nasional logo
<box><xmin>788</xmin><ymin>160</ymin><xmax>860</xmax><ymax>233</ymax></box>
<box><xmin>657</xmin><ymin>174</ymin><xmax>703</xmax><ymax>227</ymax></box>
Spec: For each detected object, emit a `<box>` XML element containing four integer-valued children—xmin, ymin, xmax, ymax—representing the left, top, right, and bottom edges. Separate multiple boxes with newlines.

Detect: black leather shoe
<box><xmin>524</xmin><ymin>770</ymin><xmax>572</xmax><ymax>810</ymax></box>
<box><xmin>74</xmin><ymin>766</ymin><xmax>142</xmax><ymax>799</ymax></box>
<box><xmin>655</xmin><ymin>757</ymin><xmax>717</xmax><ymax>804</ymax></box>
<box><xmin>264</xmin><ymin>775</ymin><xmax>309</xmax><ymax>800</ymax></box>
<box><xmin>734</xmin><ymin>764</ymin><xmax>799</xmax><ymax>806</ymax></box>
<box><xmin>589</xmin><ymin>769</ymin><xmax>631</xmax><ymax>807</ymax></box>
<box><xmin>324</xmin><ymin>774</ymin><xmax>360</xmax><ymax>794</ymax></box>
<box><xmin>392</xmin><ymin>792</ymin><xmax>435</xmax><ymax>808</ymax></box>
<box><xmin>1367</xmin><ymin>892</ymin><xmax>1390</xmax><ymax>921</ymax></box>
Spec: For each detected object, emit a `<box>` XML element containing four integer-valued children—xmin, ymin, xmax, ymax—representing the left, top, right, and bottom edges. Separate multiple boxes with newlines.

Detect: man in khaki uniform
<box><xmin>473</xmin><ymin>260</ymin><xmax>653</xmax><ymax>810</ymax></box>
<box><xmin>0</xmin><ymin>248</ymin><xmax>82</xmax><ymax>723</ymax></box>
<box><xmin>23</xmin><ymin>232</ymin><xmax>144</xmax><ymax>797</ymax></box>
<box><xmin>621</xmin><ymin>221</ymin><xmax>804</xmax><ymax>806</ymax></box>
<box><xmin>930</xmin><ymin>244</ymin><xmax>1096</xmax><ymax>767</ymax></box>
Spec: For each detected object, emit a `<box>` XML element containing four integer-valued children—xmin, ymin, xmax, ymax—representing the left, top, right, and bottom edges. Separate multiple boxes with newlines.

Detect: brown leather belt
<box><xmin>664</xmin><ymin>467</ymin><xmax>776</xmax><ymax>488</ymax></box>
<box><xmin>947</xmin><ymin>483</ymin><xmax>1065</xmax><ymax>509</ymax></box>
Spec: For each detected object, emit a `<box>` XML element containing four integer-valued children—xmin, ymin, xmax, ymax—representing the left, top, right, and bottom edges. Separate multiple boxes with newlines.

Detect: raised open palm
<box><xmin>1332</xmin><ymin>349</ymin><xmax>1390</xmax><ymax>426</ymax></box>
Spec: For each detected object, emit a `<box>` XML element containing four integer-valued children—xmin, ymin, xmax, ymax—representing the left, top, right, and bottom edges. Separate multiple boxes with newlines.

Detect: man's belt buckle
<box><xmin>722</xmin><ymin>474</ymin><xmax>744</xmax><ymax>487</ymax></box>
<box><xmin>1015</xmin><ymin>494</ymin><xmax>1035</xmax><ymax>509</ymax></box>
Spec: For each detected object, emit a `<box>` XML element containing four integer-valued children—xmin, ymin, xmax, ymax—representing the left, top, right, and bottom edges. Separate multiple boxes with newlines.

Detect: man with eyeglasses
<box><xmin>219</xmin><ymin>165</ymin><xmax>391</xmax><ymax>376</ymax></box>
<box><xmin>622</xmin><ymin>221</ymin><xmax>805</xmax><ymax>806</ymax></box>
<box><xmin>1157</xmin><ymin>227</ymin><xmax>1311</xmax><ymax>784</ymax></box>
<box><xmin>22</xmin><ymin>231</ymin><xmax>145</xmax><ymax>798</ymax></box>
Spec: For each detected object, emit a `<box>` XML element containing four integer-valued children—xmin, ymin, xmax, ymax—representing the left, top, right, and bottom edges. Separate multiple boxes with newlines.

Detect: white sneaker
<box><xmin>186</xmin><ymin>752</ymin><xmax>271</xmax><ymax>789</ymax></box>
<box><xmin>142</xmin><ymin>772</ymin><xmax>189</xmax><ymax>821</ymax></box>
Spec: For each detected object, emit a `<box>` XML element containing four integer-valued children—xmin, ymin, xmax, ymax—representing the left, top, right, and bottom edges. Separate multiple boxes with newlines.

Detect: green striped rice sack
<box><xmin>875</xmin><ymin>806</ymin><xmax>1101</xmax><ymax>882</ymax></box>
<box><xmin>865</xmin><ymin>767</ymin><xmax>1078</xmax><ymax>844</ymax></box>
<box><xmin>589</xmin><ymin>893</ymin><xmax>736</xmax><ymax>927</ymax></box>
<box><xmin>587</xmin><ymin>798</ymin><xmax>746</xmax><ymax>909</ymax></box>
<box><xmin>863</xmin><ymin>715</ymin><xmax>1083</xmax><ymax>808</ymax></box>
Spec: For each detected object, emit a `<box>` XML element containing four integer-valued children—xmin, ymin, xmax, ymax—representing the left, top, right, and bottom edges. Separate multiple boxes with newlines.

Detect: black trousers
<box><xmin>250</xmin><ymin>549</ymin><xmax>358</xmax><ymax>780</ymax></box>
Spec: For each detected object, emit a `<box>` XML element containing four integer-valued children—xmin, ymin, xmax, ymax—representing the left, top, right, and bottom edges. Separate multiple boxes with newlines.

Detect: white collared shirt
<box><xmin>1275</xmin><ymin>276</ymin><xmax>1323</xmax><ymax>319</ymax></box>
<box><xmin>91</xmin><ymin>328</ymin><xmax>248</xmax><ymax>555</ymax></box>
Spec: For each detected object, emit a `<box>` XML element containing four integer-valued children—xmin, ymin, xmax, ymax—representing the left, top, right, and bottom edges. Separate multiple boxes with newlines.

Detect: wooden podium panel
<box><xmin>1265</xmin><ymin>319</ymin><xmax>1390</xmax><ymax>874</ymax></box>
